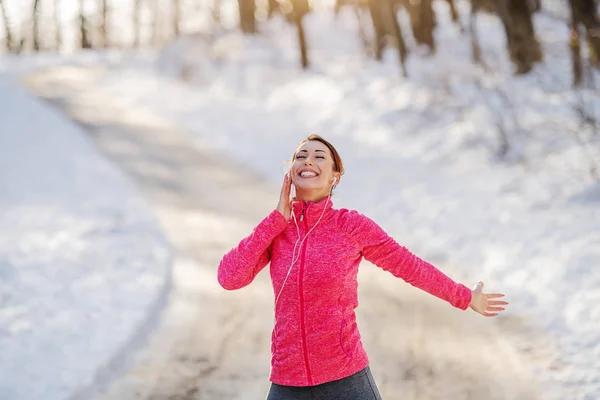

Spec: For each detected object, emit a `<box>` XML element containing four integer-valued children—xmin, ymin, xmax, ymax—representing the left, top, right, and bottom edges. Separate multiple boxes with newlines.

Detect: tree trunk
<box><xmin>133</xmin><ymin>0</ymin><xmax>142</xmax><ymax>47</ymax></box>
<box><xmin>295</xmin><ymin>16</ymin><xmax>308</xmax><ymax>68</ymax></box>
<box><xmin>470</xmin><ymin>0</ymin><xmax>482</xmax><ymax>64</ymax></box>
<box><xmin>238</xmin><ymin>0</ymin><xmax>256</xmax><ymax>34</ymax></box>
<box><xmin>407</xmin><ymin>0</ymin><xmax>436</xmax><ymax>52</ymax></box>
<box><xmin>53</xmin><ymin>0</ymin><xmax>62</xmax><ymax>51</ymax></box>
<box><xmin>354</xmin><ymin>5</ymin><xmax>371</xmax><ymax>56</ymax></box>
<box><xmin>446</xmin><ymin>0</ymin><xmax>459</xmax><ymax>23</ymax></box>
<box><xmin>32</xmin><ymin>0</ymin><xmax>40</xmax><ymax>51</ymax></box>
<box><xmin>570</xmin><ymin>0</ymin><xmax>600</xmax><ymax>67</ymax></box>
<box><xmin>100</xmin><ymin>0</ymin><xmax>109</xmax><ymax>48</ymax></box>
<box><xmin>382</xmin><ymin>0</ymin><xmax>408</xmax><ymax>75</ymax></box>
<box><xmin>497</xmin><ymin>0</ymin><xmax>542</xmax><ymax>74</ymax></box>
<box><xmin>530</xmin><ymin>0</ymin><xmax>541</xmax><ymax>12</ymax></box>
<box><xmin>571</xmin><ymin>23</ymin><xmax>583</xmax><ymax>86</ymax></box>
<box><xmin>0</xmin><ymin>0</ymin><xmax>13</xmax><ymax>51</ymax></box>
<box><xmin>368</xmin><ymin>0</ymin><xmax>385</xmax><ymax>61</ymax></box>
<box><xmin>267</xmin><ymin>0</ymin><xmax>279</xmax><ymax>18</ymax></box>
<box><xmin>79</xmin><ymin>0</ymin><xmax>92</xmax><ymax>48</ymax></box>
<box><xmin>292</xmin><ymin>0</ymin><xmax>310</xmax><ymax>68</ymax></box>
<box><xmin>173</xmin><ymin>0</ymin><xmax>181</xmax><ymax>36</ymax></box>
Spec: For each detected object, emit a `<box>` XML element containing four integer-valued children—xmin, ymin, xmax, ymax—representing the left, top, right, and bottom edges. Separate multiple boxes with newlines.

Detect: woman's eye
<box><xmin>316</xmin><ymin>156</ymin><xmax>325</xmax><ymax>159</ymax></box>
<box><xmin>295</xmin><ymin>155</ymin><xmax>306</xmax><ymax>159</ymax></box>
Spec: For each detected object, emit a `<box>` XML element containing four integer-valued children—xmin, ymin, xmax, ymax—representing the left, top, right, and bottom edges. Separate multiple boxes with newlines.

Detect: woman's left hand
<box><xmin>469</xmin><ymin>281</ymin><xmax>508</xmax><ymax>317</ymax></box>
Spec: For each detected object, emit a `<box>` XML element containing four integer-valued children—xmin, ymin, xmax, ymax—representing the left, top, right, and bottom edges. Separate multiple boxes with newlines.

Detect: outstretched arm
<box><xmin>341</xmin><ymin>211</ymin><xmax>495</xmax><ymax>312</ymax></box>
<box><xmin>344</xmin><ymin>212</ymin><xmax>508</xmax><ymax>315</ymax></box>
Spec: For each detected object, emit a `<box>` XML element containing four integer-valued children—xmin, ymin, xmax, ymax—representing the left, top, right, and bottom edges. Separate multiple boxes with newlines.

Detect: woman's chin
<box><xmin>294</xmin><ymin>182</ymin><xmax>323</xmax><ymax>191</ymax></box>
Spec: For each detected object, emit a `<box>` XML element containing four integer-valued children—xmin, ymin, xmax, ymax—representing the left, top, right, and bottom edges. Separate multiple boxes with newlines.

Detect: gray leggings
<box><xmin>266</xmin><ymin>366</ymin><xmax>382</xmax><ymax>400</ymax></box>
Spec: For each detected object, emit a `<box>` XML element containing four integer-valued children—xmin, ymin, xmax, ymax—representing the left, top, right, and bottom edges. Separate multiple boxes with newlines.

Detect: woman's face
<box><xmin>290</xmin><ymin>140</ymin><xmax>337</xmax><ymax>196</ymax></box>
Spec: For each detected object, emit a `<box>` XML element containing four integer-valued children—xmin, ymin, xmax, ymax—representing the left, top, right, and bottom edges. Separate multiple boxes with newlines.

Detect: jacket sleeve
<box><xmin>218</xmin><ymin>210</ymin><xmax>289</xmax><ymax>290</ymax></box>
<box><xmin>339</xmin><ymin>210</ymin><xmax>472</xmax><ymax>310</ymax></box>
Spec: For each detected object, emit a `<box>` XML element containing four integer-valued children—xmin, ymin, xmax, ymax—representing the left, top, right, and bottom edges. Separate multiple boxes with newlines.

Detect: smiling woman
<box><xmin>217</xmin><ymin>134</ymin><xmax>508</xmax><ymax>400</ymax></box>
<box><xmin>287</xmin><ymin>134</ymin><xmax>344</xmax><ymax>205</ymax></box>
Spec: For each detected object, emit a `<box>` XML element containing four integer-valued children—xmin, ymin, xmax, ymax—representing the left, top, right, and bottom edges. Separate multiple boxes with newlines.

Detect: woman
<box><xmin>218</xmin><ymin>134</ymin><xmax>508</xmax><ymax>400</ymax></box>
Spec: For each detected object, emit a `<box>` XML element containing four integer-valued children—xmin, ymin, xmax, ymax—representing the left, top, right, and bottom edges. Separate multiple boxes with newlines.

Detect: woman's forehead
<box><xmin>296</xmin><ymin>140</ymin><xmax>330</xmax><ymax>154</ymax></box>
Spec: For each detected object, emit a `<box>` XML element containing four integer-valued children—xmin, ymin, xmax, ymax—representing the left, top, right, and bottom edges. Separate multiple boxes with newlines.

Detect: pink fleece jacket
<box><xmin>218</xmin><ymin>198</ymin><xmax>472</xmax><ymax>387</ymax></box>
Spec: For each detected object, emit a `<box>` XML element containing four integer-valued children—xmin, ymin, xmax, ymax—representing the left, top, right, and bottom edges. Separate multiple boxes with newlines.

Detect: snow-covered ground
<box><xmin>11</xmin><ymin>3</ymin><xmax>595</xmax><ymax>398</ymax></box>
<box><xmin>1</xmin><ymin>0</ymin><xmax>599</xmax><ymax>398</ymax></box>
<box><xmin>0</xmin><ymin>76</ymin><xmax>171</xmax><ymax>400</ymax></box>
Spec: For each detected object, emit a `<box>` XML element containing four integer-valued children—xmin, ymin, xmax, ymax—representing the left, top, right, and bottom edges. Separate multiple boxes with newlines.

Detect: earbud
<box><xmin>332</xmin><ymin>176</ymin><xmax>338</xmax><ymax>185</ymax></box>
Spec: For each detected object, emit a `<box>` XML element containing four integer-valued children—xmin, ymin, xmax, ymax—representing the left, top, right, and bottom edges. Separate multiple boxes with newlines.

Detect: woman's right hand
<box><xmin>469</xmin><ymin>282</ymin><xmax>508</xmax><ymax>317</ymax></box>
<box><xmin>276</xmin><ymin>172</ymin><xmax>294</xmax><ymax>220</ymax></box>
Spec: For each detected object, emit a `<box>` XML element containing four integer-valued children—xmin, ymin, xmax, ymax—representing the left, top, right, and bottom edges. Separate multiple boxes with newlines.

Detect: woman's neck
<box><xmin>295</xmin><ymin>189</ymin><xmax>329</xmax><ymax>204</ymax></box>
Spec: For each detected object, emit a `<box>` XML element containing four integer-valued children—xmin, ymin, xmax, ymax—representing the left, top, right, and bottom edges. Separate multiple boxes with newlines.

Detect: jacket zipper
<box><xmin>298</xmin><ymin>204</ymin><xmax>312</xmax><ymax>385</ymax></box>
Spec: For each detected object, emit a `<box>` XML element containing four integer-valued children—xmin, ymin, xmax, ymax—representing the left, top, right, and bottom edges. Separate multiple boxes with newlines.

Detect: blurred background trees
<box><xmin>0</xmin><ymin>0</ymin><xmax>598</xmax><ymax>83</ymax></box>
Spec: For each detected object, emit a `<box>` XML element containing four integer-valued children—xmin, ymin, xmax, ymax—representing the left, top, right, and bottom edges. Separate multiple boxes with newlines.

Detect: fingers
<box><xmin>484</xmin><ymin>312</ymin><xmax>499</xmax><ymax>317</ymax></box>
<box><xmin>485</xmin><ymin>293</ymin><xmax>505</xmax><ymax>299</ymax></box>
<box><xmin>281</xmin><ymin>173</ymin><xmax>291</xmax><ymax>198</ymax></box>
<box><xmin>486</xmin><ymin>306</ymin><xmax>505</xmax><ymax>312</ymax></box>
<box><xmin>488</xmin><ymin>300</ymin><xmax>508</xmax><ymax>306</ymax></box>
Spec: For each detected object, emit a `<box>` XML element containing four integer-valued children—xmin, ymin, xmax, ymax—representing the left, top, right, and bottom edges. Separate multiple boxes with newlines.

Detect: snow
<box><xmin>0</xmin><ymin>75</ymin><xmax>171</xmax><ymax>400</ymax></box>
<box><xmin>28</xmin><ymin>5</ymin><xmax>596</xmax><ymax>399</ymax></box>
<box><xmin>1</xmin><ymin>0</ymin><xmax>599</xmax><ymax>398</ymax></box>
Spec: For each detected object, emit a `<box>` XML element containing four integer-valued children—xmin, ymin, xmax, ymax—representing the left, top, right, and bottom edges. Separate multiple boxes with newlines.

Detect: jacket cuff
<box><xmin>261</xmin><ymin>209</ymin><xmax>289</xmax><ymax>236</ymax></box>
<box><xmin>454</xmin><ymin>284</ymin><xmax>473</xmax><ymax>310</ymax></box>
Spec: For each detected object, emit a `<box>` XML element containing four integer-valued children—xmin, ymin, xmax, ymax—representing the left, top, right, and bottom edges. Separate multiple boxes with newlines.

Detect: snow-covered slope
<box><xmin>0</xmin><ymin>75</ymin><xmax>171</xmax><ymax>400</ymax></box>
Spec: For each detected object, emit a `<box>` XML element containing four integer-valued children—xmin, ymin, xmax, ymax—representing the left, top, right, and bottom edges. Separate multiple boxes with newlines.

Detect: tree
<box><xmin>79</xmin><ymin>0</ymin><xmax>92</xmax><ymax>48</ymax></box>
<box><xmin>213</xmin><ymin>0</ymin><xmax>222</xmax><ymax>23</ymax></box>
<box><xmin>569</xmin><ymin>0</ymin><xmax>600</xmax><ymax>68</ymax></box>
<box><xmin>173</xmin><ymin>0</ymin><xmax>181</xmax><ymax>36</ymax></box>
<box><xmin>100</xmin><ymin>0</ymin><xmax>109</xmax><ymax>48</ymax></box>
<box><xmin>496</xmin><ymin>0</ymin><xmax>542</xmax><ymax>74</ymax></box>
<box><xmin>0</xmin><ymin>0</ymin><xmax>14</xmax><ymax>51</ymax></box>
<box><xmin>406</xmin><ymin>0</ymin><xmax>436</xmax><ymax>53</ymax></box>
<box><xmin>32</xmin><ymin>0</ymin><xmax>40</xmax><ymax>51</ymax></box>
<box><xmin>238</xmin><ymin>0</ymin><xmax>256</xmax><ymax>33</ymax></box>
<box><xmin>53</xmin><ymin>0</ymin><xmax>62</xmax><ymax>51</ymax></box>
<box><xmin>570</xmin><ymin>18</ymin><xmax>583</xmax><ymax>86</ymax></box>
<box><xmin>367</xmin><ymin>0</ymin><xmax>407</xmax><ymax>75</ymax></box>
<box><xmin>368</xmin><ymin>0</ymin><xmax>385</xmax><ymax>60</ymax></box>
<box><xmin>292</xmin><ymin>0</ymin><xmax>310</xmax><ymax>68</ymax></box>
<box><xmin>470</xmin><ymin>0</ymin><xmax>482</xmax><ymax>64</ymax></box>
<box><xmin>446</xmin><ymin>0</ymin><xmax>459</xmax><ymax>24</ymax></box>
<box><xmin>382</xmin><ymin>0</ymin><xmax>408</xmax><ymax>75</ymax></box>
<box><xmin>471</xmin><ymin>0</ymin><xmax>542</xmax><ymax>74</ymax></box>
<box><xmin>529</xmin><ymin>0</ymin><xmax>541</xmax><ymax>12</ymax></box>
<box><xmin>267</xmin><ymin>0</ymin><xmax>279</xmax><ymax>18</ymax></box>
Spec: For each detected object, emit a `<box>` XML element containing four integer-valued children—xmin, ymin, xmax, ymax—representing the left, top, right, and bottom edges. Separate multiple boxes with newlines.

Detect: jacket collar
<box><xmin>292</xmin><ymin>196</ymin><xmax>334</xmax><ymax>224</ymax></box>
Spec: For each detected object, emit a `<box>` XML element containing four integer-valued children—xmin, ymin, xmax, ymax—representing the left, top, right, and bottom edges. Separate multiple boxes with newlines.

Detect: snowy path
<box><xmin>25</xmin><ymin>67</ymin><xmax>541</xmax><ymax>400</ymax></box>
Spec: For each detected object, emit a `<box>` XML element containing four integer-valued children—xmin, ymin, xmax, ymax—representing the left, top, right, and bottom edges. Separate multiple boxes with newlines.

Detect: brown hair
<box><xmin>292</xmin><ymin>134</ymin><xmax>345</xmax><ymax>176</ymax></box>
